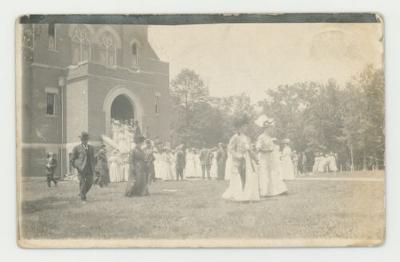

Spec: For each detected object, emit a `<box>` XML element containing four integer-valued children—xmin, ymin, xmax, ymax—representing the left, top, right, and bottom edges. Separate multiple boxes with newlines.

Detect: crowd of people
<box><xmin>45</xmin><ymin>116</ymin><xmax>339</xmax><ymax>202</ymax></box>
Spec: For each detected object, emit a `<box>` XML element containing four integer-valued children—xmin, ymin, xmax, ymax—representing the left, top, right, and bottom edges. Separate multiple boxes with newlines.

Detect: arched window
<box><xmin>131</xmin><ymin>41</ymin><xmax>139</xmax><ymax>68</ymax></box>
<box><xmin>100</xmin><ymin>32</ymin><xmax>117</xmax><ymax>67</ymax></box>
<box><xmin>71</xmin><ymin>26</ymin><xmax>91</xmax><ymax>64</ymax></box>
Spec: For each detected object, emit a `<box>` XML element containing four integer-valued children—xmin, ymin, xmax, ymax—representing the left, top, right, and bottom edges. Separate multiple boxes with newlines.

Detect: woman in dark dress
<box><xmin>125</xmin><ymin>135</ymin><xmax>149</xmax><ymax>197</ymax></box>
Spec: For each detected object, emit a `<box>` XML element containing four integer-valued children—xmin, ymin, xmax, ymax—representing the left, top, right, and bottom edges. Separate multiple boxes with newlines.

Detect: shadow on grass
<box><xmin>21</xmin><ymin>196</ymin><xmax>72</xmax><ymax>214</ymax></box>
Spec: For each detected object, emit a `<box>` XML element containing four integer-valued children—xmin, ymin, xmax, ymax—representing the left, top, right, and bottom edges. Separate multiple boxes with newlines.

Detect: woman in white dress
<box><xmin>312</xmin><ymin>153</ymin><xmax>321</xmax><ymax>174</ymax></box>
<box><xmin>327</xmin><ymin>152</ymin><xmax>338</xmax><ymax>172</ymax></box>
<box><xmin>121</xmin><ymin>153</ymin><xmax>130</xmax><ymax>182</ymax></box>
<box><xmin>280</xmin><ymin>139</ymin><xmax>295</xmax><ymax>180</ymax></box>
<box><xmin>193</xmin><ymin>149</ymin><xmax>203</xmax><ymax>178</ymax></box>
<box><xmin>318</xmin><ymin>154</ymin><xmax>328</xmax><ymax>173</ymax></box>
<box><xmin>222</xmin><ymin>117</ymin><xmax>260</xmax><ymax>202</ymax></box>
<box><xmin>210</xmin><ymin>148</ymin><xmax>218</xmax><ymax>179</ymax></box>
<box><xmin>256</xmin><ymin>120</ymin><xmax>288</xmax><ymax>196</ymax></box>
<box><xmin>184</xmin><ymin>148</ymin><xmax>196</xmax><ymax>178</ymax></box>
<box><xmin>109</xmin><ymin>149</ymin><xmax>123</xmax><ymax>182</ymax></box>
<box><xmin>159</xmin><ymin>147</ymin><xmax>175</xmax><ymax>181</ymax></box>
<box><xmin>153</xmin><ymin>149</ymin><xmax>162</xmax><ymax>180</ymax></box>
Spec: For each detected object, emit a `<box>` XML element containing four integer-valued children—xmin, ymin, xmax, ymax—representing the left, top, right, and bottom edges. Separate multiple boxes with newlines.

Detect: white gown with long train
<box><xmin>222</xmin><ymin>133</ymin><xmax>260</xmax><ymax>202</ymax></box>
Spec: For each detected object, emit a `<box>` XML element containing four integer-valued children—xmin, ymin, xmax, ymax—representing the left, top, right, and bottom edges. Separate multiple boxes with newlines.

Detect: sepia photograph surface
<box><xmin>16</xmin><ymin>14</ymin><xmax>385</xmax><ymax>248</ymax></box>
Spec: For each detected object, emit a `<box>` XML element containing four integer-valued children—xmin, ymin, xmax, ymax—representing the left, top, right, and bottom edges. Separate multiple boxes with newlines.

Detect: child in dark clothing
<box><xmin>46</xmin><ymin>152</ymin><xmax>58</xmax><ymax>187</ymax></box>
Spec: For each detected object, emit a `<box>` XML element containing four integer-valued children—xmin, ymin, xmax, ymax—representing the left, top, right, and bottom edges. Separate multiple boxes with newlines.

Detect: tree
<box><xmin>170</xmin><ymin>69</ymin><xmax>222</xmax><ymax>147</ymax></box>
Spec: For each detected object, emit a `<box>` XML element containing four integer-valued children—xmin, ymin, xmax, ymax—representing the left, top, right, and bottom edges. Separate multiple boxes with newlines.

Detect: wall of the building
<box><xmin>65</xmin><ymin>79</ymin><xmax>89</xmax><ymax>143</ymax></box>
<box><xmin>20</xmin><ymin>24</ymin><xmax>171</xmax><ymax>177</ymax></box>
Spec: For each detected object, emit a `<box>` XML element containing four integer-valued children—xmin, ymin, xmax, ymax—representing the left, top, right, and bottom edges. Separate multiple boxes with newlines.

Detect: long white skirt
<box><xmin>222</xmin><ymin>154</ymin><xmax>260</xmax><ymax>202</ymax></box>
<box><xmin>210</xmin><ymin>158</ymin><xmax>218</xmax><ymax>178</ymax></box>
<box><xmin>328</xmin><ymin>157</ymin><xmax>338</xmax><ymax>172</ymax></box>
<box><xmin>154</xmin><ymin>159</ymin><xmax>162</xmax><ymax>179</ymax></box>
<box><xmin>281</xmin><ymin>157</ymin><xmax>295</xmax><ymax>180</ymax></box>
<box><xmin>224</xmin><ymin>156</ymin><xmax>232</xmax><ymax>181</ymax></box>
<box><xmin>318</xmin><ymin>158</ymin><xmax>327</xmax><ymax>173</ymax></box>
<box><xmin>184</xmin><ymin>158</ymin><xmax>197</xmax><ymax>178</ymax></box>
<box><xmin>193</xmin><ymin>158</ymin><xmax>203</xmax><ymax>178</ymax></box>
<box><xmin>109</xmin><ymin>162</ymin><xmax>123</xmax><ymax>182</ymax></box>
<box><xmin>258</xmin><ymin>152</ymin><xmax>287</xmax><ymax>196</ymax></box>
<box><xmin>159</xmin><ymin>161</ymin><xmax>175</xmax><ymax>180</ymax></box>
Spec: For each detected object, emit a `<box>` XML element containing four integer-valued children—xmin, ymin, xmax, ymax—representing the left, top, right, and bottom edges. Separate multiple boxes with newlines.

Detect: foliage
<box><xmin>169</xmin><ymin>66</ymin><xmax>384</xmax><ymax>170</ymax></box>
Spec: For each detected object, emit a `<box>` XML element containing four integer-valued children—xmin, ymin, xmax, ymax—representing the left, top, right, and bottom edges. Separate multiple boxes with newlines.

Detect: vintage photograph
<box><xmin>16</xmin><ymin>14</ymin><xmax>385</xmax><ymax>248</ymax></box>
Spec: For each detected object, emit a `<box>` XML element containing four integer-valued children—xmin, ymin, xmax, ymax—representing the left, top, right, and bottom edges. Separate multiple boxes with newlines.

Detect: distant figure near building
<box><xmin>20</xmin><ymin>24</ymin><xmax>171</xmax><ymax>178</ymax></box>
<box><xmin>71</xmin><ymin>132</ymin><xmax>96</xmax><ymax>201</ymax></box>
<box><xmin>45</xmin><ymin>152</ymin><xmax>58</xmax><ymax>187</ymax></box>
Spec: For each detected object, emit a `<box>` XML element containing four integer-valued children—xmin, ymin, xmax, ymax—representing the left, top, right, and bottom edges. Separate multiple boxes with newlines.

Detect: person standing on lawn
<box><xmin>216</xmin><ymin>143</ymin><xmax>227</xmax><ymax>180</ymax></box>
<box><xmin>280</xmin><ymin>138</ymin><xmax>295</xmax><ymax>180</ymax></box>
<box><xmin>199</xmin><ymin>147</ymin><xmax>213</xmax><ymax>179</ymax></box>
<box><xmin>45</xmin><ymin>152</ymin><xmax>58</xmax><ymax>187</ymax></box>
<box><xmin>143</xmin><ymin>139</ymin><xmax>156</xmax><ymax>184</ymax></box>
<box><xmin>256</xmin><ymin>119</ymin><xmax>276</xmax><ymax>196</ymax></box>
<box><xmin>175</xmin><ymin>144</ymin><xmax>186</xmax><ymax>181</ymax></box>
<box><xmin>222</xmin><ymin>115</ymin><xmax>260</xmax><ymax>202</ymax></box>
<box><xmin>125</xmin><ymin>135</ymin><xmax>149</xmax><ymax>197</ymax></box>
<box><xmin>71</xmin><ymin>131</ymin><xmax>96</xmax><ymax>201</ymax></box>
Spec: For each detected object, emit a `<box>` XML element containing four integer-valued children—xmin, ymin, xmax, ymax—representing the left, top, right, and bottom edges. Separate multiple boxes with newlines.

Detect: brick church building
<box><xmin>19</xmin><ymin>24</ymin><xmax>171</xmax><ymax>177</ymax></box>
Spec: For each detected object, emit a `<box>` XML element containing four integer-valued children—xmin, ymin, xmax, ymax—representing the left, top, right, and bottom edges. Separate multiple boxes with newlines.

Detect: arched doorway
<box><xmin>103</xmin><ymin>86</ymin><xmax>144</xmax><ymax>136</ymax></box>
<box><xmin>111</xmin><ymin>94</ymin><xmax>134</xmax><ymax>122</ymax></box>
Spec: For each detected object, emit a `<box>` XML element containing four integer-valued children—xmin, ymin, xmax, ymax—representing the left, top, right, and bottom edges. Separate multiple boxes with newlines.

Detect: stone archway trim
<box><xmin>103</xmin><ymin>86</ymin><xmax>144</xmax><ymax>136</ymax></box>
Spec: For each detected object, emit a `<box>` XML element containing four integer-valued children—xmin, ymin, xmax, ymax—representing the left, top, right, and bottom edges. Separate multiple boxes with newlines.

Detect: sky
<box><xmin>148</xmin><ymin>23</ymin><xmax>383</xmax><ymax>102</ymax></box>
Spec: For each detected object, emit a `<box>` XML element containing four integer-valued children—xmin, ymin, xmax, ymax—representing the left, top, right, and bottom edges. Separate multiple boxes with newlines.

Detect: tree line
<box><xmin>169</xmin><ymin>65</ymin><xmax>384</xmax><ymax>171</ymax></box>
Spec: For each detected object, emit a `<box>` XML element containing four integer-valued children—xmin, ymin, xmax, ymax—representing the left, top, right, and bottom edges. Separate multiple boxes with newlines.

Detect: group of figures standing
<box><xmin>222</xmin><ymin>116</ymin><xmax>294</xmax><ymax>202</ymax></box>
<box><xmin>55</xmin><ymin>115</ymin><xmax>338</xmax><ymax>202</ymax></box>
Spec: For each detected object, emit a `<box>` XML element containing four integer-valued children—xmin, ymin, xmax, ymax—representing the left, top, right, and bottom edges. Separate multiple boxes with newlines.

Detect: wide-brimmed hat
<box><xmin>262</xmin><ymin>119</ymin><xmax>275</xmax><ymax>128</ymax></box>
<box><xmin>255</xmin><ymin>114</ymin><xmax>274</xmax><ymax>128</ymax></box>
<box><xmin>134</xmin><ymin>135</ymin><xmax>145</xmax><ymax>144</ymax></box>
<box><xmin>79</xmin><ymin>131</ymin><xmax>89</xmax><ymax>139</ymax></box>
<box><xmin>282</xmin><ymin>138</ymin><xmax>290</xmax><ymax>144</ymax></box>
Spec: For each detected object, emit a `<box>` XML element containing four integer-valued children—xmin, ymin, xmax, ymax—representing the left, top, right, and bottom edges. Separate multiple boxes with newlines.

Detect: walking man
<box><xmin>71</xmin><ymin>131</ymin><xmax>96</xmax><ymax>201</ymax></box>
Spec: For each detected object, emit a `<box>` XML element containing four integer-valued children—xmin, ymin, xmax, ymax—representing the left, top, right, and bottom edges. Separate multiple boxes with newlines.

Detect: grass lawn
<box><xmin>19</xmin><ymin>171</ymin><xmax>384</xmax><ymax>242</ymax></box>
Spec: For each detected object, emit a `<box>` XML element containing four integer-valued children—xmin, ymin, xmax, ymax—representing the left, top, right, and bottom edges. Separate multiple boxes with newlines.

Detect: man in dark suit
<box><xmin>71</xmin><ymin>131</ymin><xmax>96</xmax><ymax>201</ymax></box>
<box><xmin>216</xmin><ymin>143</ymin><xmax>227</xmax><ymax>180</ymax></box>
<box><xmin>175</xmin><ymin>144</ymin><xmax>186</xmax><ymax>181</ymax></box>
<box><xmin>199</xmin><ymin>147</ymin><xmax>212</xmax><ymax>180</ymax></box>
